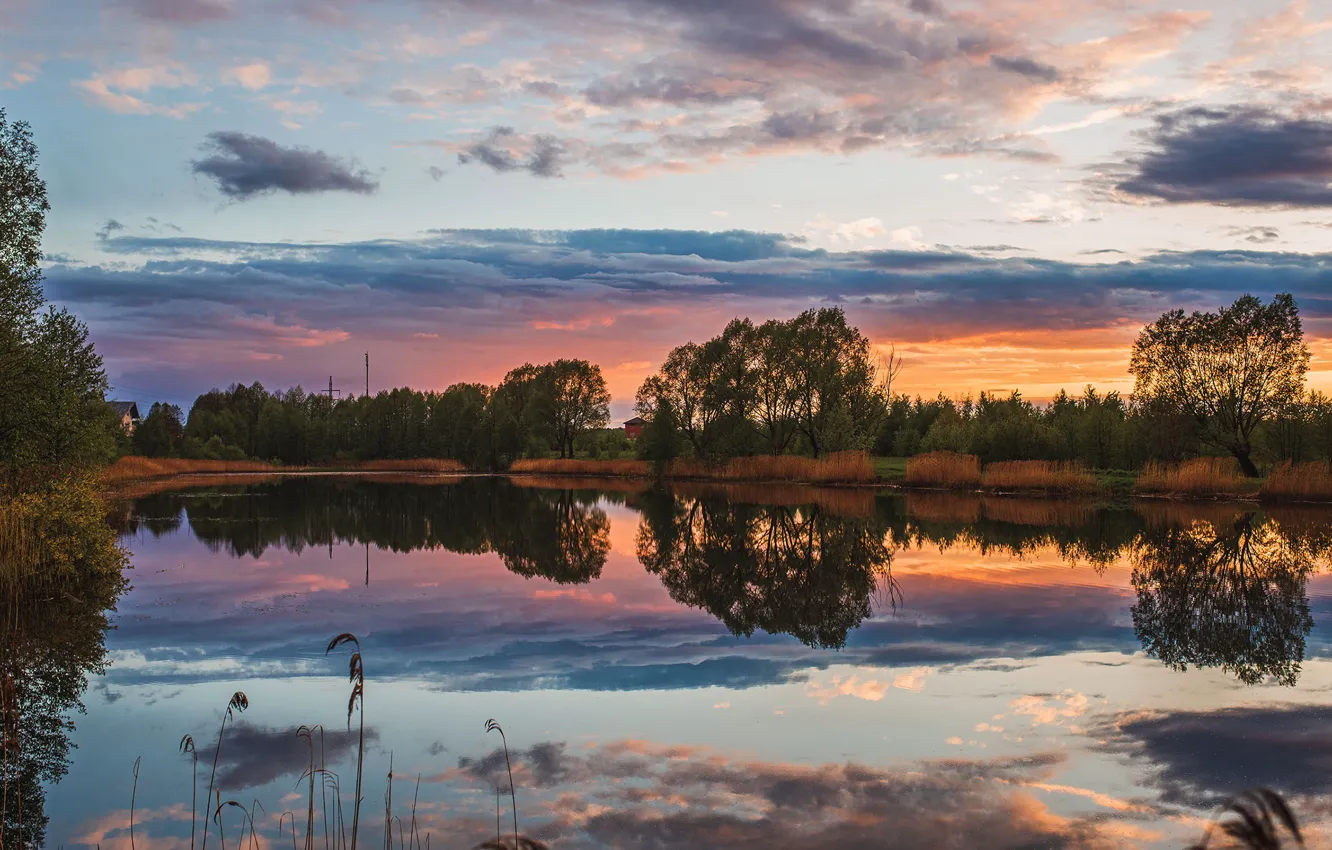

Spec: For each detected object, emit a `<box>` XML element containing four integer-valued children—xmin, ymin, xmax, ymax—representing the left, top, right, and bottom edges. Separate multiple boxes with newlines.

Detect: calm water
<box><xmin>30</xmin><ymin>476</ymin><xmax>1332</xmax><ymax>847</ymax></box>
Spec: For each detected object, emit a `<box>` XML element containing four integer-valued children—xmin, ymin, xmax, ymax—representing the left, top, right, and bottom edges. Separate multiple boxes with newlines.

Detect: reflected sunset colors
<box><xmin>28</xmin><ymin>478</ymin><xmax>1332</xmax><ymax>848</ymax></box>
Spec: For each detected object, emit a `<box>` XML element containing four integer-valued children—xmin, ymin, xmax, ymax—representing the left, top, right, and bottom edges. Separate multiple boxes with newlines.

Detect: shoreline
<box><xmin>97</xmin><ymin>465</ymin><xmax>1332</xmax><ymax>506</ymax></box>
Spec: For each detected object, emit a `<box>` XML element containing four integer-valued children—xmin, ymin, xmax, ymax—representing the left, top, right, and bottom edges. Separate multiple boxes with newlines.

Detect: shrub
<box><xmin>1134</xmin><ymin>457</ymin><xmax>1244</xmax><ymax>497</ymax></box>
<box><xmin>904</xmin><ymin>452</ymin><xmax>981</xmax><ymax>488</ymax></box>
<box><xmin>981</xmin><ymin>460</ymin><xmax>1097</xmax><ymax>494</ymax></box>
<box><xmin>1259</xmin><ymin>461</ymin><xmax>1332</xmax><ymax>503</ymax></box>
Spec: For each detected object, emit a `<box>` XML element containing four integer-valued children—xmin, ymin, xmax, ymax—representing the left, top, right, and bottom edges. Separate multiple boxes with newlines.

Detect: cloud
<box><xmin>74</xmin><ymin>76</ymin><xmax>204</xmax><ymax>118</ymax></box>
<box><xmin>1099</xmin><ymin>704</ymin><xmax>1332</xmax><ymax>807</ymax></box>
<box><xmin>223</xmin><ymin>62</ymin><xmax>272</xmax><ymax>90</ymax></box>
<box><xmin>118</xmin><ymin>0</ymin><xmax>235</xmax><ymax>24</ymax></box>
<box><xmin>446</xmin><ymin>738</ymin><xmax>1132</xmax><ymax>849</ymax></box>
<box><xmin>96</xmin><ymin>219</ymin><xmax>126</xmax><ymax>240</ymax></box>
<box><xmin>1114</xmin><ymin>106</ymin><xmax>1332</xmax><ymax>207</ymax></box>
<box><xmin>1225</xmin><ymin>225</ymin><xmax>1281</xmax><ymax>244</ymax></box>
<box><xmin>202</xmin><ymin>722</ymin><xmax>375</xmax><ymax>789</ymax></box>
<box><xmin>989</xmin><ymin>55</ymin><xmax>1061</xmax><ymax>82</ymax></box>
<box><xmin>457</xmin><ymin>127</ymin><xmax>567</xmax><ymax>178</ymax></box>
<box><xmin>191</xmin><ymin>131</ymin><xmax>379</xmax><ymax>200</ymax></box>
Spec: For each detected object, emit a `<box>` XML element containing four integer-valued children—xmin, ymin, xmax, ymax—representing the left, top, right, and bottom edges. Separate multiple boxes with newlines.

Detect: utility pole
<box><xmin>365</xmin><ymin>352</ymin><xmax>369</xmax><ymax>398</ymax></box>
<box><xmin>326</xmin><ymin>376</ymin><xmax>341</xmax><ymax>405</ymax></box>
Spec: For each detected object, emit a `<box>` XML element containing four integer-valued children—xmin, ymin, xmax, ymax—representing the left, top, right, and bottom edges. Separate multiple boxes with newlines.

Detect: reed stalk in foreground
<box><xmin>201</xmin><ymin>691</ymin><xmax>249</xmax><ymax>850</ymax></box>
<box><xmin>1187</xmin><ymin>788</ymin><xmax>1303</xmax><ymax>849</ymax></box>
<box><xmin>181</xmin><ymin>735</ymin><xmax>199</xmax><ymax>850</ymax></box>
<box><xmin>131</xmin><ymin>756</ymin><xmax>141</xmax><ymax>850</ymax></box>
<box><xmin>486</xmin><ymin>719</ymin><xmax>519</xmax><ymax>849</ymax></box>
<box><xmin>327</xmin><ymin>633</ymin><xmax>366</xmax><ymax>850</ymax></box>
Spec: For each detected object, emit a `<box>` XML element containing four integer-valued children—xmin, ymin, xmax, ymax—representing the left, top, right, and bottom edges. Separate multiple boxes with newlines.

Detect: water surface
<box><xmin>30</xmin><ymin>477</ymin><xmax>1332</xmax><ymax>847</ymax></box>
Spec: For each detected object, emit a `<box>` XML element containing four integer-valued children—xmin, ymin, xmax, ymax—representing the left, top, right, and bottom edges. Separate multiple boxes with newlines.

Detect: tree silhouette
<box><xmin>635</xmin><ymin>490</ymin><xmax>893</xmax><ymax>649</ymax></box>
<box><xmin>1131</xmin><ymin>510</ymin><xmax>1314</xmax><ymax>686</ymax></box>
<box><xmin>1130</xmin><ymin>293</ymin><xmax>1310</xmax><ymax>477</ymax></box>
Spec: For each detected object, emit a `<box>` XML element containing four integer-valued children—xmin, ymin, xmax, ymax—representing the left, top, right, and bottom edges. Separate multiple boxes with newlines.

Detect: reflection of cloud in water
<box><xmin>1099</xmin><ymin>704</ymin><xmax>1332</xmax><ymax>808</ymax></box>
<box><xmin>441</xmin><ymin>739</ymin><xmax>1140</xmax><ymax>849</ymax></box>
<box><xmin>195</xmin><ymin>721</ymin><xmax>376</xmax><ymax>790</ymax></box>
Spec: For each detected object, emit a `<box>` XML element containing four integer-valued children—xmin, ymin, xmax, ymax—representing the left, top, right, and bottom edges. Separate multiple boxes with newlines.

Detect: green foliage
<box><xmin>132</xmin><ymin>402</ymin><xmax>185</xmax><ymax>458</ymax></box>
<box><xmin>179</xmin><ymin>359</ymin><xmax>611</xmax><ymax>470</ymax></box>
<box><xmin>636</xmin><ymin>308</ymin><xmax>886</xmax><ymax>459</ymax></box>
<box><xmin>0</xmin><ymin>110</ymin><xmax>116</xmax><ymax>487</ymax></box>
<box><xmin>1131</xmin><ymin>293</ymin><xmax>1310</xmax><ymax>477</ymax></box>
<box><xmin>637</xmin><ymin>397</ymin><xmax>683</xmax><ymax>466</ymax></box>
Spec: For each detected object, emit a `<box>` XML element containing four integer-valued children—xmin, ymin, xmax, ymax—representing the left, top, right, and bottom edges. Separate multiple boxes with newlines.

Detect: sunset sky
<box><xmin>5</xmin><ymin>0</ymin><xmax>1332</xmax><ymax>417</ymax></box>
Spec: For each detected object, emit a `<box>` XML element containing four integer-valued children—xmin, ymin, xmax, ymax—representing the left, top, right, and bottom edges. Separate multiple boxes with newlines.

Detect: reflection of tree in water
<box><xmin>636</xmin><ymin>490</ymin><xmax>896</xmax><ymax>649</ymax></box>
<box><xmin>493</xmin><ymin>489</ymin><xmax>609</xmax><ymax>583</ymax></box>
<box><xmin>2</xmin><ymin>571</ymin><xmax>122</xmax><ymax>846</ymax></box>
<box><xmin>1131</xmin><ymin>511</ymin><xmax>1318</xmax><ymax>686</ymax></box>
<box><xmin>127</xmin><ymin>478</ymin><xmax>611</xmax><ymax>584</ymax></box>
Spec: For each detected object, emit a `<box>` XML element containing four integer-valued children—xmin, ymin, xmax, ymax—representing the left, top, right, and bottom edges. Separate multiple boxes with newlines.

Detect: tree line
<box><xmin>135</xmin><ymin>358</ymin><xmax>615</xmax><ymax>468</ymax></box>
<box><xmin>134</xmin><ymin>294</ymin><xmax>1324</xmax><ymax>476</ymax></box>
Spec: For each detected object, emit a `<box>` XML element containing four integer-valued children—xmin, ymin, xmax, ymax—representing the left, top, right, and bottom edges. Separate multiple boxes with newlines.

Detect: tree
<box><xmin>545</xmin><ymin>359</ymin><xmax>611</xmax><ymax>458</ymax></box>
<box><xmin>637</xmin><ymin>397</ymin><xmax>682</xmax><ymax>468</ymax></box>
<box><xmin>1130</xmin><ymin>293</ymin><xmax>1310</xmax><ymax>477</ymax></box>
<box><xmin>0</xmin><ymin>110</ymin><xmax>114</xmax><ymax>487</ymax></box>
<box><xmin>788</xmin><ymin>307</ymin><xmax>885</xmax><ymax>457</ymax></box>
<box><xmin>133</xmin><ymin>403</ymin><xmax>185</xmax><ymax>457</ymax></box>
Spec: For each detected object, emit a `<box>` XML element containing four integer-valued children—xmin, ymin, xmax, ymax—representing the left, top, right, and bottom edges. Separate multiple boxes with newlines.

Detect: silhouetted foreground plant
<box><xmin>472</xmin><ymin>839</ymin><xmax>550</xmax><ymax>850</ymax></box>
<box><xmin>200</xmin><ymin>691</ymin><xmax>248</xmax><ymax>850</ymax></box>
<box><xmin>1188</xmin><ymin>789</ymin><xmax>1303</xmax><ymax>849</ymax></box>
<box><xmin>486</xmin><ymin>719</ymin><xmax>518</xmax><ymax>848</ymax></box>
<box><xmin>327</xmin><ymin>633</ymin><xmax>366</xmax><ymax>850</ymax></box>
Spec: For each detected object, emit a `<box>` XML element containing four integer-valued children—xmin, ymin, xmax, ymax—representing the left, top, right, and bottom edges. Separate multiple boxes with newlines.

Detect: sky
<box><xmin>5</xmin><ymin>0</ymin><xmax>1332</xmax><ymax>416</ymax></box>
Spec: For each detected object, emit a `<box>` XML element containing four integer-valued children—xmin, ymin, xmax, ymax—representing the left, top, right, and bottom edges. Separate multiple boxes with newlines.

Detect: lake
<box><xmin>23</xmin><ymin>475</ymin><xmax>1332</xmax><ymax>848</ymax></box>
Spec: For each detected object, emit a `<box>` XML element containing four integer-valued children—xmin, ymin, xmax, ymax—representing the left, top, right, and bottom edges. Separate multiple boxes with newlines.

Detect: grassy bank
<box><xmin>510</xmin><ymin>451</ymin><xmax>875</xmax><ymax>484</ymax></box>
<box><xmin>99</xmin><ymin>456</ymin><xmax>466</xmax><ymax>488</ymax></box>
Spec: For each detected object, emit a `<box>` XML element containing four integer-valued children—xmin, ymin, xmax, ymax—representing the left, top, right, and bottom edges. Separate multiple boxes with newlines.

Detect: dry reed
<box><xmin>100</xmin><ymin>457</ymin><xmax>277</xmax><ymax>487</ymax></box>
<box><xmin>666</xmin><ymin>451</ymin><xmax>875</xmax><ymax>484</ymax></box>
<box><xmin>904</xmin><ymin>452</ymin><xmax>981</xmax><ymax>489</ymax></box>
<box><xmin>981</xmin><ymin>461</ymin><xmax>1098</xmax><ymax>495</ymax></box>
<box><xmin>1259</xmin><ymin>461</ymin><xmax>1332</xmax><ymax>503</ymax></box>
<box><xmin>1134</xmin><ymin>457</ymin><xmax>1245</xmax><ymax>498</ymax></box>
<box><xmin>508</xmin><ymin>458</ymin><xmax>650</xmax><ymax>477</ymax></box>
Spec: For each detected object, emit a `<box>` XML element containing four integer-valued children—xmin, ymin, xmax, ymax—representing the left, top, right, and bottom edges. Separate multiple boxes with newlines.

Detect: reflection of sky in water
<box><xmin>46</xmin><ymin>482</ymin><xmax>1332</xmax><ymax>848</ymax></box>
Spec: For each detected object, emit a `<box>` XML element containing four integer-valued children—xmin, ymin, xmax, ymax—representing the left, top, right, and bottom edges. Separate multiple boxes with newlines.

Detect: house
<box><xmin>623</xmin><ymin>416</ymin><xmax>647</xmax><ymax>440</ymax></box>
<box><xmin>110</xmin><ymin>401</ymin><xmax>141</xmax><ymax>434</ymax></box>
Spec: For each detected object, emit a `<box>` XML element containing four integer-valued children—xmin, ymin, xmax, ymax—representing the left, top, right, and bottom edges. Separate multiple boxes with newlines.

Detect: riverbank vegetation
<box><xmin>116</xmin><ymin>291</ymin><xmax>1331</xmax><ymax>502</ymax></box>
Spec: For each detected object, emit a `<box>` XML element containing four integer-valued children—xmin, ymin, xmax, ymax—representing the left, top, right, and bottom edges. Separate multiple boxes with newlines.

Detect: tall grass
<box><xmin>1135</xmin><ymin>458</ymin><xmax>1245</xmax><ymax>498</ymax></box>
<box><xmin>904</xmin><ymin>452</ymin><xmax>981</xmax><ymax>488</ymax></box>
<box><xmin>667</xmin><ymin>451</ymin><xmax>875</xmax><ymax>484</ymax></box>
<box><xmin>100</xmin><ymin>457</ymin><xmax>276</xmax><ymax>487</ymax></box>
<box><xmin>981</xmin><ymin>461</ymin><xmax>1097</xmax><ymax>494</ymax></box>
<box><xmin>508</xmin><ymin>458</ymin><xmax>649</xmax><ymax>477</ymax></box>
<box><xmin>1259</xmin><ymin>461</ymin><xmax>1332</xmax><ymax>503</ymax></box>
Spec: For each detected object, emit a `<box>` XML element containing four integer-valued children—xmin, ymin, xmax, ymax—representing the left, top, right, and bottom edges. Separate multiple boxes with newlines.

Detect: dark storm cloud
<box><xmin>191</xmin><ymin>131</ymin><xmax>379</xmax><ymax>200</ymax></box>
<box><xmin>1115</xmin><ymin>107</ymin><xmax>1332</xmax><ymax>207</ymax></box>
<box><xmin>989</xmin><ymin>55</ymin><xmax>1061</xmax><ymax>82</ymax></box>
<box><xmin>201</xmin><ymin>722</ymin><xmax>377</xmax><ymax>789</ymax></box>
<box><xmin>457</xmin><ymin>127</ymin><xmax>567</xmax><ymax>178</ymax></box>
<box><xmin>1099</xmin><ymin>704</ymin><xmax>1332</xmax><ymax>807</ymax></box>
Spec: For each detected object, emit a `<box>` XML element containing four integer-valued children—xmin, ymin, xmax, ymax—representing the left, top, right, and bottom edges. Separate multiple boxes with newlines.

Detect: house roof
<box><xmin>110</xmin><ymin>401</ymin><xmax>140</xmax><ymax>418</ymax></box>
<box><xmin>624</xmin><ymin>416</ymin><xmax>647</xmax><ymax>426</ymax></box>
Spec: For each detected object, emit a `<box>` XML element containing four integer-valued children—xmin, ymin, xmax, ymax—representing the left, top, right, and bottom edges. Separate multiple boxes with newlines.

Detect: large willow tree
<box><xmin>1130</xmin><ymin>293</ymin><xmax>1309</xmax><ymax>477</ymax></box>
